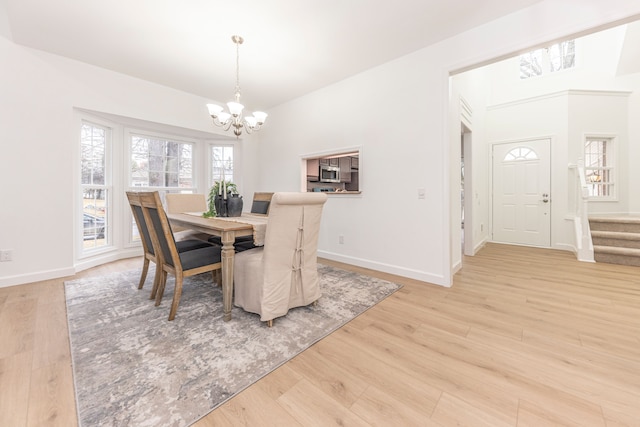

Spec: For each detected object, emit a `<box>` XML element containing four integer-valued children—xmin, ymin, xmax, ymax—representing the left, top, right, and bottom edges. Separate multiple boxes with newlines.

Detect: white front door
<box><xmin>492</xmin><ymin>139</ymin><xmax>551</xmax><ymax>247</ymax></box>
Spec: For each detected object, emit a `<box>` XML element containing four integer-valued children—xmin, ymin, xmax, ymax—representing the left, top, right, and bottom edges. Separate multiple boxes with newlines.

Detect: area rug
<box><xmin>64</xmin><ymin>264</ymin><xmax>401</xmax><ymax>427</ymax></box>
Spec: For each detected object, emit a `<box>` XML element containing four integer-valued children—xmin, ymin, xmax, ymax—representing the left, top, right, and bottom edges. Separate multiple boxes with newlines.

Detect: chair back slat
<box><xmin>126</xmin><ymin>192</ymin><xmax>154</xmax><ymax>256</ymax></box>
<box><xmin>146</xmin><ymin>206</ymin><xmax>176</xmax><ymax>267</ymax></box>
<box><xmin>138</xmin><ymin>191</ymin><xmax>181</xmax><ymax>270</ymax></box>
<box><xmin>133</xmin><ymin>205</ymin><xmax>155</xmax><ymax>256</ymax></box>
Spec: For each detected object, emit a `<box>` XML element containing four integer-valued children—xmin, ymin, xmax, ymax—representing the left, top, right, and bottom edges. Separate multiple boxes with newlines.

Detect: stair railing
<box><xmin>568</xmin><ymin>158</ymin><xmax>594</xmax><ymax>262</ymax></box>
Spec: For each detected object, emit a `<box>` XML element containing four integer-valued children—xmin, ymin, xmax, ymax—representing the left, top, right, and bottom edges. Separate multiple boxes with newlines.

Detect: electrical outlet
<box><xmin>338</xmin><ymin>235</ymin><xmax>344</xmax><ymax>244</ymax></box>
<box><xmin>417</xmin><ymin>188</ymin><xmax>426</xmax><ymax>199</ymax></box>
<box><xmin>0</xmin><ymin>250</ymin><xmax>12</xmax><ymax>262</ymax></box>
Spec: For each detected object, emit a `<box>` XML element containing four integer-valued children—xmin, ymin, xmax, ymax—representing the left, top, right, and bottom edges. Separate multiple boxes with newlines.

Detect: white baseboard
<box><xmin>0</xmin><ymin>266</ymin><xmax>76</xmax><ymax>288</ymax></box>
<box><xmin>75</xmin><ymin>248</ymin><xmax>141</xmax><ymax>273</ymax></box>
<box><xmin>0</xmin><ymin>249</ymin><xmax>142</xmax><ymax>288</ymax></box>
<box><xmin>451</xmin><ymin>259</ymin><xmax>462</xmax><ymax>275</ymax></box>
<box><xmin>317</xmin><ymin>250</ymin><xmax>449</xmax><ymax>287</ymax></box>
<box><xmin>473</xmin><ymin>238</ymin><xmax>488</xmax><ymax>255</ymax></box>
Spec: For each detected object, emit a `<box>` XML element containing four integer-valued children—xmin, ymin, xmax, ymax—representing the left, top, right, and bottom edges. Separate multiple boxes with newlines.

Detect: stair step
<box><xmin>593</xmin><ymin>250</ymin><xmax>640</xmax><ymax>267</ymax></box>
<box><xmin>591</xmin><ymin>230</ymin><xmax>640</xmax><ymax>249</ymax></box>
<box><xmin>589</xmin><ymin>216</ymin><xmax>640</xmax><ymax>266</ymax></box>
<box><xmin>589</xmin><ymin>216</ymin><xmax>640</xmax><ymax>233</ymax></box>
<box><xmin>591</xmin><ymin>230</ymin><xmax>640</xmax><ymax>239</ymax></box>
<box><xmin>593</xmin><ymin>245</ymin><xmax>640</xmax><ymax>267</ymax></box>
<box><xmin>589</xmin><ymin>216</ymin><xmax>640</xmax><ymax>224</ymax></box>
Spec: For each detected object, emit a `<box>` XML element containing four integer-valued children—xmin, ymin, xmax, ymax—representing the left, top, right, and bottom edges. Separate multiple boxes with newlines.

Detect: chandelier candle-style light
<box><xmin>207</xmin><ymin>35</ymin><xmax>267</xmax><ymax>138</ymax></box>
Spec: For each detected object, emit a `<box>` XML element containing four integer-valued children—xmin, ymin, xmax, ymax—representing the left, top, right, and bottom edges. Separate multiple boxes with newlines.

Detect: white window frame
<box><xmin>584</xmin><ymin>134</ymin><xmax>617</xmax><ymax>201</ymax></box>
<box><xmin>124</xmin><ymin>128</ymin><xmax>199</xmax><ymax>245</ymax></box>
<box><xmin>78</xmin><ymin>119</ymin><xmax>114</xmax><ymax>258</ymax></box>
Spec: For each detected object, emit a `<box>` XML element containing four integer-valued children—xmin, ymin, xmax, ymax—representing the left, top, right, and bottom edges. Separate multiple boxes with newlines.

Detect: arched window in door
<box><xmin>503</xmin><ymin>147</ymin><xmax>538</xmax><ymax>162</ymax></box>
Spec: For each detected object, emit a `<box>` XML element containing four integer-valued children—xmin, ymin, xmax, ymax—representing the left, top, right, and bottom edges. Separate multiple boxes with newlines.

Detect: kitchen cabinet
<box><xmin>320</xmin><ymin>158</ymin><xmax>339</xmax><ymax>167</ymax></box>
<box><xmin>307</xmin><ymin>158</ymin><xmax>319</xmax><ymax>181</ymax></box>
<box><xmin>350</xmin><ymin>156</ymin><xmax>359</xmax><ymax>170</ymax></box>
<box><xmin>339</xmin><ymin>157</ymin><xmax>351</xmax><ymax>183</ymax></box>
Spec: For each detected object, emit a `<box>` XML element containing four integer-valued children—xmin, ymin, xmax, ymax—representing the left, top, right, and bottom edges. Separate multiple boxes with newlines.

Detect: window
<box><xmin>128</xmin><ymin>133</ymin><xmax>196</xmax><ymax>240</ymax></box>
<box><xmin>585</xmin><ymin>137</ymin><xmax>614</xmax><ymax>198</ymax></box>
<box><xmin>520</xmin><ymin>40</ymin><xmax>575</xmax><ymax>79</ymax></box>
<box><xmin>503</xmin><ymin>147</ymin><xmax>538</xmax><ymax>162</ymax></box>
<box><xmin>519</xmin><ymin>49</ymin><xmax>543</xmax><ymax>79</ymax></box>
<box><xmin>130</xmin><ymin>134</ymin><xmax>194</xmax><ymax>189</ymax></box>
<box><xmin>80</xmin><ymin>122</ymin><xmax>110</xmax><ymax>252</ymax></box>
<box><xmin>210</xmin><ymin>144</ymin><xmax>234</xmax><ymax>184</ymax></box>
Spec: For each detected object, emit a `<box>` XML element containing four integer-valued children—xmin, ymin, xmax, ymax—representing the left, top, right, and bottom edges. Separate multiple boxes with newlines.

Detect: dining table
<box><xmin>167</xmin><ymin>212</ymin><xmax>268</xmax><ymax>321</ymax></box>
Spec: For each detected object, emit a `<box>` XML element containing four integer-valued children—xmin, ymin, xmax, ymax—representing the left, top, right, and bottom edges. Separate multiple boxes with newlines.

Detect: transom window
<box><xmin>520</xmin><ymin>40</ymin><xmax>575</xmax><ymax>79</ymax></box>
<box><xmin>585</xmin><ymin>136</ymin><xmax>614</xmax><ymax>198</ymax></box>
<box><xmin>503</xmin><ymin>147</ymin><xmax>538</xmax><ymax>162</ymax></box>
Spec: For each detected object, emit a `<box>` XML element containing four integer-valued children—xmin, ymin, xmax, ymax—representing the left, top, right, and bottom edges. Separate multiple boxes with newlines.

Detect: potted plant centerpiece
<box><xmin>204</xmin><ymin>180</ymin><xmax>243</xmax><ymax>217</ymax></box>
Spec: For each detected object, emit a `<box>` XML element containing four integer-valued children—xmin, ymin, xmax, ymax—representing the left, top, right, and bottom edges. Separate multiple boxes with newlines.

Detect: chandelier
<box><xmin>207</xmin><ymin>35</ymin><xmax>267</xmax><ymax>138</ymax></box>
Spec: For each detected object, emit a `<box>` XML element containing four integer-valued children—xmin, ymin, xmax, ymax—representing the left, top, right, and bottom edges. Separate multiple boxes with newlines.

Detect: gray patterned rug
<box><xmin>64</xmin><ymin>264</ymin><xmax>401</xmax><ymax>427</ymax></box>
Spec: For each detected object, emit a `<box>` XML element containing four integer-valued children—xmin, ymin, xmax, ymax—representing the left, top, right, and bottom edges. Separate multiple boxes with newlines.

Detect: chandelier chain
<box><xmin>234</xmin><ymin>38</ymin><xmax>241</xmax><ymax>102</ymax></box>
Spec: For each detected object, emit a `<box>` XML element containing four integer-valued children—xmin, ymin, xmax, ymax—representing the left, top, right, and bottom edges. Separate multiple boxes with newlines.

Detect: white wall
<box><xmin>483</xmin><ymin>24</ymin><xmax>639</xmax><ymax>218</ymax></box>
<box><xmin>486</xmin><ymin>92</ymin><xmax>570</xmax><ymax>248</ymax></box>
<box><xmin>620</xmin><ymin>74</ymin><xmax>640</xmax><ymax>213</ymax></box>
<box><xmin>257</xmin><ymin>0</ymin><xmax>640</xmax><ymax>285</ymax></box>
<box><xmin>484</xmin><ymin>91</ymin><xmax>630</xmax><ymax>250</ymax></box>
<box><xmin>568</xmin><ymin>92</ymin><xmax>630</xmax><ymax>215</ymax></box>
<box><xmin>450</xmin><ymin>66</ymin><xmax>491</xmax><ymax>264</ymax></box>
<box><xmin>254</xmin><ymin>55</ymin><xmax>451</xmax><ymax>285</ymax></box>
<box><xmin>2</xmin><ymin>0</ymin><xmax>640</xmax><ymax>287</ymax></box>
<box><xmin>0</xmin><ymin>35</ymin><xmax>232</xmax><ymax>287</ymax></box>
<box><xmin>454</xmin><ymin>19</ymin><xmax>639</xmax><ymax>256</ymax></box>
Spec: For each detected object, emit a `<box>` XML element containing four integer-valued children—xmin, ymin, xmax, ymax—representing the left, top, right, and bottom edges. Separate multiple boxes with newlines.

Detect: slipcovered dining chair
<box><xmin>208</xmin><ymin>192</ymin><xmax>274</xmax><ymax>251</ymax></box>
<box><xmin>233</xmin><ymin>192</ymin><xmax>328</xmax><ymax>326</ymax></box>
<box><xmin>138</xmin><ymin>191</ymin><xmax>223</xmax><ymax>321</ymax></box>
<box><xmin>165</xmin><ymin>193</ymin><xmax>211</xmax><ymax>242</ymax></box>
<box><xmin>126</xmin><ymin>191</ymin><xmax>211</xmax><ymax>299</ymax></box>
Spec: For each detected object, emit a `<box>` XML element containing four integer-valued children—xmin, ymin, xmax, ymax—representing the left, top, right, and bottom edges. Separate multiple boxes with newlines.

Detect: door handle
<box><xmin>542</xmin><ymin>193</ymin><xmax>549</xmax><ymax>203</ymax></box>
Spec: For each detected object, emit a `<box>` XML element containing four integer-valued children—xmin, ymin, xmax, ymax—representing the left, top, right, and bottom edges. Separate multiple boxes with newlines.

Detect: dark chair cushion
<box><xmin>251</xmin><ymin>200</ymin><xmax>270</xmax><ymax>214</ymax></box>
<box><xmin>208</xmin><ymin>235</ymin><xmax>252</xmax><ymax>244</ymax></box>
<box><xmin>208</xmin><ymin>236</ymin><xmax>222</xmax><ymax>245</ymax></box>
<box><xmin>178</xmin><ymin>245</ymin><xmax>222</xmax><ymax>270</ymax></box>
<box><xmin>233</xmin><ymin>240</ymin><xmax>258</xmax><ymax>252</ymax></box>
<box><xmin>175</xmin><ymin>239</ymin><xmax>212</xmax><ymax>252</ymax></box>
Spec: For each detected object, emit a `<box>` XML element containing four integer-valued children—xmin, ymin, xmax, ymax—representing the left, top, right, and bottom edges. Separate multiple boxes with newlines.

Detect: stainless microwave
<box><xmin>320</xmin><ymin>165</ymin><xmax>340</xmax><ymax>183</ymax></box>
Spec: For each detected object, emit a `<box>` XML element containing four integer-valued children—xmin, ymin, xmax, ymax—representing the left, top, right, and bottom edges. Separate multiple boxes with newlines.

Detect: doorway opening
<box><xmin>461</xmin><ymin>123</ymin><xmax>473</xmax><ymax>256</ymax></box>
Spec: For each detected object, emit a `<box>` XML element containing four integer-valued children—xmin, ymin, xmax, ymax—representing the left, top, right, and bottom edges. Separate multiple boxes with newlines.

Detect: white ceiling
<box><xmin>1</xmin><ymin>0</ymin><xmax>546</xmax><ymax>109</ymax></box>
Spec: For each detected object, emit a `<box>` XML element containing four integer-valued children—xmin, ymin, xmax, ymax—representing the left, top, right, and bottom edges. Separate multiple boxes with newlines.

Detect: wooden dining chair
<box><xmin>138</xmin><ymin>191</ymin><xmax>223</xmax><ymax>321</ymax></box>
<box><xmin>233</xmin><ymin>192</ymin><xmax>327</xmax><ymax>326</ymax></box>
<box><xmin>250</xmin><ymin>192</ymin><xmax>274</xmax><ymax>215</ymax></box>
<box><xmin>165</xmin><ymin>193</ymin><xmax>212</xmax><ymax>242</ymax></box>
<box><xmin>126</xmin><ymin>191</ymin><xmax>211</xmax><ymax>299</ymax></box>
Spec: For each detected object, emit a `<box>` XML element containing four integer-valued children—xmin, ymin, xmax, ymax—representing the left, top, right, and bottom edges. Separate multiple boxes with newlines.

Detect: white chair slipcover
<box><xmin>233</xmin><ymin>192</ymin><xmax>328</xmax><ymax>323</ymax></box>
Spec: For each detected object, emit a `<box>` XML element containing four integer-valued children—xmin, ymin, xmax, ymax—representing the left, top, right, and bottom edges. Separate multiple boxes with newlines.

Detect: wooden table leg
<box><xmin>221</xmin><ymin>230</ymin><xmax>235</xmax><ymax>321</ymax></box>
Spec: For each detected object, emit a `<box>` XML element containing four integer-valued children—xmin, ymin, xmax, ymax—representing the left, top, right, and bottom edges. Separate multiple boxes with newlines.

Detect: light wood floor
<box><xmin>2</xmin><ymin>243</ymin><xmax>640</xmax><ymax>426</ymax></box>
